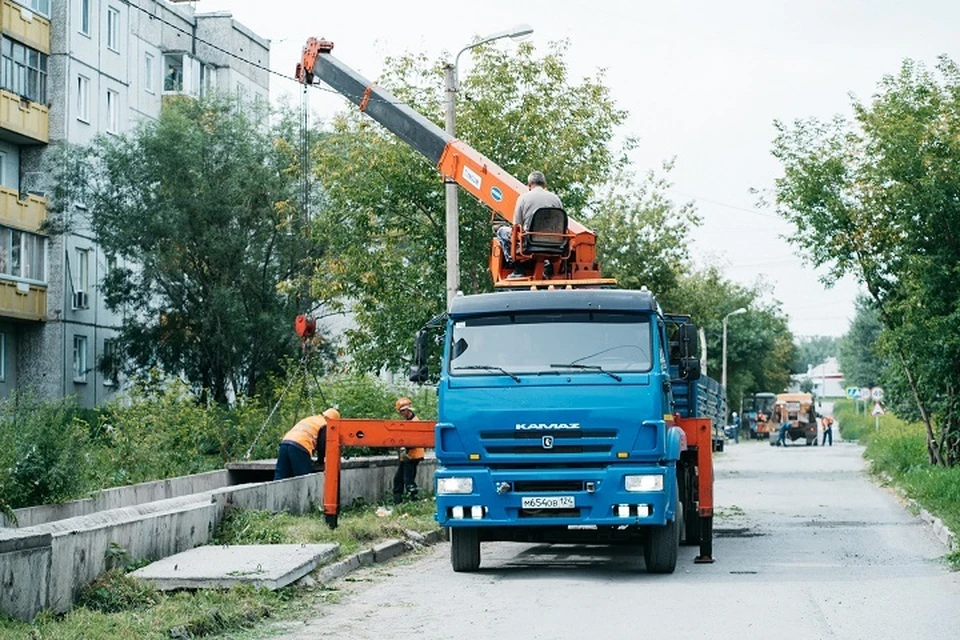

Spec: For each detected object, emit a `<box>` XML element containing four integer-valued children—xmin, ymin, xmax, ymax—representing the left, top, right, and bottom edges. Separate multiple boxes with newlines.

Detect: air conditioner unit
<box><xmin>73</xmin><ymin>291</ymin><xmax>89</xmax><ymax>310</ymax></box>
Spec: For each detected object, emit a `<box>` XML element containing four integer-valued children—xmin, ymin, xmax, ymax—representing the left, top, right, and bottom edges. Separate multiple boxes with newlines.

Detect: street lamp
<box><xmin>722</xmin><ymin>307</ymin><xmax>747</xmax><ymax>422</ymax></box>
<box><xmin>443</xmin><ymin>24</ymin><xmax>534</xmax><ymax>308</ymax></box>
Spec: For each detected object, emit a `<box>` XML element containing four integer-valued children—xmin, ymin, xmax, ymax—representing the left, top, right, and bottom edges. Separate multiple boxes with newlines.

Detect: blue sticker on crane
<box><xmin>491</xmin><ymin>186</ymin><xmax>503</xmax><ymax>202</ymax></box>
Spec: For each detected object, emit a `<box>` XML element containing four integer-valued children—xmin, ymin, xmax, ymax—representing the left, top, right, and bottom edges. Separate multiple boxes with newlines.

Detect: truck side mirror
<box><xmin>679</xmin><ymin>356</ymin><xmax>701</xmax><ymax>381</ymax></box>
<box><xmin>680</xmin><ymin>323</ymin><xmax>698</xmax><ymax>358</ymax></box>
<box><xmin>408</xmin><ymin>329</ymin><xmax>430</xmax><ymax>384</ymax></box>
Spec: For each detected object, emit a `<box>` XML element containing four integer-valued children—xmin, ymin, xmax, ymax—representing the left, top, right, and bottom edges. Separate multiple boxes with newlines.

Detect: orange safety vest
<box><xmin>282</xmin><ymin>415</ymin><xmax>327</xmax><ymax>457</ymax></box>
<box><xmin>402</xmin><ymin>412</ymin><xmax>425</xmax><ymax>460</ymax></box>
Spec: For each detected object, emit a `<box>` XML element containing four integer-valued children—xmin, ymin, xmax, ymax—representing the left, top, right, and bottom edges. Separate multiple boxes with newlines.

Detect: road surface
<box><xmin>269</xmin><ymin>437</ymin><xmax>960</xmax><ymax>640</ymax></box>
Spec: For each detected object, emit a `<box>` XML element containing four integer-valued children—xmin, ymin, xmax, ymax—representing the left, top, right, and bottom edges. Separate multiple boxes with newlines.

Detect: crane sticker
<box><xmin>491</xmin><ymin>186</ymin><xmax>503</xmax><ymax>202</ymax></box>
<box><xmin>462</xmin><ymin>165</ymin><xmax>482</xmax><ymax>190</ymax></box>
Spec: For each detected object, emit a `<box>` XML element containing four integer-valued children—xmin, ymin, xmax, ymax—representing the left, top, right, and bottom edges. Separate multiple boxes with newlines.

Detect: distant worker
<box><xmin>822</xmin><ymin>415</ymin><xmax>834</xmax><ymax>446</ymax></box>
<box><xmin>393</xmin><ymin>397</ymin><xmax>425</xmax><ymax>504</ymax></box>
<box><xmin>732</xmin><ymin>412</ymin><xmax>740</xmax><ymax>444</ymax></box>
<box><xmin>274</xmin><ymin>408</ymin><xmax>341</xmax><ymax>480</ymax></box>
<box><xmin>775</xmin><ymin>419</ymin><xmax>791</xmax><ymax>447</ymax></box>
<box><xmin>496</xmin><ymin>171</ymin><xmax>564</xmax><ymax>279</ymax></box>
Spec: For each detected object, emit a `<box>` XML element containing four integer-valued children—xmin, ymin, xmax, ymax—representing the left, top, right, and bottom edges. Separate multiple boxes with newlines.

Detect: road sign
<box><xmin>846</xmin><ymin>387</ymin><xmax>859</xmax><ymax>399</ymax></box>
<box><xmin>872</xmin><ymin>403</ymin><xmax>885</xmax><ymax>417</ymax></box>
<box><xmin>859</xmin><ymin>387</ymin><xmax>872</xmax><ymax>401</ymax></box>
<box><xmin>871</xmin><ymin>387</ymin><xmax>884</xmax><ymax>401</ymax></box>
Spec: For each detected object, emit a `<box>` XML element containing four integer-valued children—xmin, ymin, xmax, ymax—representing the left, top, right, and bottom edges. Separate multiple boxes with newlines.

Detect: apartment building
<box><xmin>0</xmin><ymin>0</ymin><xmax>270</xmax><ymax>406</ymax></box>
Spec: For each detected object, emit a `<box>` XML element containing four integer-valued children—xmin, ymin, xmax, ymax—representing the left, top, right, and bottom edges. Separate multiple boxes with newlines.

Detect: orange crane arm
<box><xmin>297</xmin><ymin>37</ymin><xmax>611</xmax><ymax>286</ymax></box>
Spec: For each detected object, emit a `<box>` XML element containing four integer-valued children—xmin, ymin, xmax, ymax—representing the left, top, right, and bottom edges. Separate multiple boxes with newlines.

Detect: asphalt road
<box><xmin>270</xmin><ymin>435</ymin><xmax>960</xmax><ymax>640</ymax></box>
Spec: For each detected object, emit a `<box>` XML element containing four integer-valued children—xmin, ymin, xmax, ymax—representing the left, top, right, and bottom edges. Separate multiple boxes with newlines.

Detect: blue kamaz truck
<box><xmin>417</xmin><ymin>289</ymin><xmax>723</xmax><ymax>573</ymax></box>
<box><xmin>298</xmin><ymin>38</ymin><xmax>725</xmax><ymax>573</ymax></box>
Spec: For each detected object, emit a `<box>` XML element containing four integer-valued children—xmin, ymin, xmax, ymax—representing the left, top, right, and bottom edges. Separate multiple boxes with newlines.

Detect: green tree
<box><xmin>664</xmin><ymin>266</ymin><xmax>795</xmax><ymax>413</ymax></box>
<box><xmin>771</xmin><ymin>57</ymin><xmax>960</xmax><ymax>465</ymax></box>
<box><xmin>793</xmin><ymin>335</ymin><xmax>839</xmax><ymax>374</ymax></box>
<box><xmin>47</xmin><ymin>98</ymin><xmax>318</xmax><ymax>404</ymax></box>
<box><xmin>838</xmin><ymin>294</ymin><xmax>885</xmax><ymax>388</ymax></box>
<box><xmin>587</xmin><ymin>162</ymin><xmax>699</xmax><ymax>298</ymax></box>
<box><xmin>310</xmin><ymin>41</ymin><xmax>635</xmax><ymax>373</ymax></box>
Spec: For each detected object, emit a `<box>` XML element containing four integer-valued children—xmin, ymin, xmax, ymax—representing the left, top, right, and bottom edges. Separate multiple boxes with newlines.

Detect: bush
<box><xmin>0</xmin><ymin>394</ymin><xmax>93</xmax><ymax>509</ymax></box>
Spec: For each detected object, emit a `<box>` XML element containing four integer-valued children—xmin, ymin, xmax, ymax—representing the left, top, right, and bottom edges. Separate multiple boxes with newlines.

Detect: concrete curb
<box><xmin>880</xmin><ymin>472</ymin><xmax>957</xmax><ymax>553</ymax></box>
<box><xmin>314</xmin><ymin>529</ymin><xmax>445</xmax><ymax>586</ymax></box>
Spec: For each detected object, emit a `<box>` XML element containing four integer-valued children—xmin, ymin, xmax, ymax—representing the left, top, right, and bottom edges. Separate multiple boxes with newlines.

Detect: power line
<box><xmin>672</xmin><ymin>190</ymin><xmax>780</xmax><ymax>219</ymax></box>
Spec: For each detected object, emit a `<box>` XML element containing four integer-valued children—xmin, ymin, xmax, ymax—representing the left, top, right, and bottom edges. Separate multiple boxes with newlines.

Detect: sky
<box><xmin>194</xmin><ymin>0</ymin><xmax>960</xmax><ymax>338</ymax></box>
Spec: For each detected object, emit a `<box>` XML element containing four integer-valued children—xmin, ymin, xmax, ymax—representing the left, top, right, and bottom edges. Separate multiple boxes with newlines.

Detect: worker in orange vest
<box><xmin>274</xmin><ymin>407</ymin><xmax>341</xmax><ymax>480</ymax></box>
<box><xmin>393</xmin><ymin>397</ymin><xmax>425</xmax><ymax>503</ymax></box>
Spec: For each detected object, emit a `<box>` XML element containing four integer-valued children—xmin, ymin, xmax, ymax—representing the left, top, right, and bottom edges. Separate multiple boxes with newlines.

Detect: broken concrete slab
<box><xmin>133</xmin><ymin>544</ymin><xmax>339</xmax><ymax>591</ymax></box>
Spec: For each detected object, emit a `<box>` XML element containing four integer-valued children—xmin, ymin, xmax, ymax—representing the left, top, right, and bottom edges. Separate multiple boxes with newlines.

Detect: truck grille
<box><xmin>519</xmin><ymin>508</ymin><xmax>581</xmax><ymax>518</ymax></box>
<box><xmin>479</xmin><ymin>430</ymin><xmax>617</xmax><ymax>456</ymax></box>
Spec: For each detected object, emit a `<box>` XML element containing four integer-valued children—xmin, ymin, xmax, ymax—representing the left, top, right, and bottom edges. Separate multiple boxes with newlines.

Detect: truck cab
<box><xmin>426</xmin><ymin>287</ymin><xmax>711</xmax><ymax>573</ymax></box>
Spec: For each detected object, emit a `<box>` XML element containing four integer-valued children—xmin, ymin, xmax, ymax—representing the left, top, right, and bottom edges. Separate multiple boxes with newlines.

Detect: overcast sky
<box><xmin>197</xmin><ymin>0</ymin><xmax>960</xmax><ymax>338</ymax></box>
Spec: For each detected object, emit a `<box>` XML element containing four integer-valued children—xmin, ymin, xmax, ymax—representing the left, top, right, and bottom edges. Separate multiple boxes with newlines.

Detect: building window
<box><xmin>163</xmin><ymin>54</ymin><xmax>183</xmax><ymax>92</ymax></box>
<box><xmin>73</xmin><ymin>335</ymin><xmax>88</xmax><ymax>383</ymax></box>
<box><xmin>14</xmin><ymin>1</ymin><xmax>50</xmax><ymax>18</ymax></box>
<box><xmin>79</xmin><ymin>0</ymin><xmax>90</xmax><ymax>35</ymax></box>
<box><xmin>77</xmin><ymin>75</ymin><xmax>89</xmax><ymax>122</ymax></box>
<box><xmin>0</xmin><ymin>226</ymin><xmax>45</xmax><ymax>282</ymax></box>
<box><xmin>106</xmin><ymin>89</ymin><xmax>119</xmax><ymax>132</ymax></box>
<box><xmin>102</xmin><ymin>338</ymin><xmax>119</xmax><ymax>386</ymax></box>
<box><xmin>106</xmin><ymin>7</ymin><xmax>120</xmax><ymax>52</ymax></box>
<box><xmin>144</xmin><ymin>53</ymin><xmax>154</xmax><ymax>94</ymax></box>
<box><xmin>200</xmin><ymin>64</ymin><xmax>216</xmax><ymax>97</ymax></box>
<box><xmin>1</xmin><ymin>38</ymin><xmax>48</xmax><ymax>103</ymax></box>
<box><xmin>0</xmin><ymin>333</ymin><xmax>5</xmax><ymax>382</ymax></box>
<box><xmin>76</xmin><ymin>247</ymin><xmax>89</xmax><ymax>294</ymax></box>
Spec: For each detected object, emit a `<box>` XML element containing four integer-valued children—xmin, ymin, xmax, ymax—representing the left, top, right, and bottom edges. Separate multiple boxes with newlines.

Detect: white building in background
<box><xmin>789</xmin><ymin>356</ymin><xmax>845</xmax><ymax>398</ymax></box>
<box><xmin>0</xmin><ymin>0</ymin><xmax>269</xmax><ymax>407</ymax></box>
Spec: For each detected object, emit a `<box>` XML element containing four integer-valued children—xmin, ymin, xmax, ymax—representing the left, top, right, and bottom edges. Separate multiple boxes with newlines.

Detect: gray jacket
<box><xmin>514</xmin><ymin>186</ymin><xmax>563</xmax><ymax>228</ymax></box>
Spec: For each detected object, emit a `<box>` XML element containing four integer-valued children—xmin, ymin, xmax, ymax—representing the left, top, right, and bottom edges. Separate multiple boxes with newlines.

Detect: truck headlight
<box><xmin>625</xmin><ymin>475</ymin><xmax>663</xmax><ymax>492</ymax></box>
<box><xmin>437</xmin><ymin>477</ymin><xmax>474</xmax><ymax>494</ymax></box>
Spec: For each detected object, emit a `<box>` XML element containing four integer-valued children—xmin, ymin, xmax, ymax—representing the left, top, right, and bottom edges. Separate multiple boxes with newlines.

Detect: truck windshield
<box><xmin>449</xmin><ymin>312</ymin><xmax>653</xmax><ymax>376</ymax></box>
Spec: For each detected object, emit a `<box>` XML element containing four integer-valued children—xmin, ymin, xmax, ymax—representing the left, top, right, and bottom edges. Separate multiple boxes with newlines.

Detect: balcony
<box><xmin>0</xmin><ymin>88</ymin><xmax>47</xmax><ymax>144</ymax></box>
<box><xmin>0</xmin><ymin>185</ymin><xmax>45</xmax><ymax>232</ymax></box>
<box><xmin>2</xmin><ymin>0</ymin><xmax>50</xmax><ymax>53</ymax></box>
<box><xmin>0</xmin><ymin>277</ymin><xmax>45</xmax><ymax>321</ymax></box>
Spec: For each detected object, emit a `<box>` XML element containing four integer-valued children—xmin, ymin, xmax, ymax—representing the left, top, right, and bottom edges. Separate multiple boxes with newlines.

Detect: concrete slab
<box><xmin>132</xmin><ymin>544</ymin><xmax>339</xmax><ymax>591</ymax></box>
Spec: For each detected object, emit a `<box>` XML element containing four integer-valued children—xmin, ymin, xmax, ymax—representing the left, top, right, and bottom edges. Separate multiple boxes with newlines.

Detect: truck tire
<box><xmin>644</xmin><ymin>486</ymin><xmax>679</xmax><ymax>573</ymax></box>
<box><xmin>450</xmin><ymin>528</ymin><xmax>481</xmax><ymax>572</ymax></box>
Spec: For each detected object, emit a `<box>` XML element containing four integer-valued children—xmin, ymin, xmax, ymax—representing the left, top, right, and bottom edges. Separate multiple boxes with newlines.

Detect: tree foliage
<box><xmin>47</xmin><ymin>97</ymin><xmax>318</xmax><ymax>404</ymax></box>
<box><xmin>664</xmin><ymin>266</ymin><xmax>796</xmax><ymax>413</ymax></box>
<box><xmin>772</xmin><ymin>56</ymin><xmax>960</xmax><ymax>465</ymax></box>
<box><xmin>309</xmin><ymin>41</ymin><xmax>636</xmax><ymax>373</ymax></box>
<box><xmin>793</xmin><ymin>335</ymin><xmax>839</xmax><ymax>374</ymax></box>
<box><xmin>838</xmin><ymin>294</ymin><xmax>885</xmax><ymax>388</ymax></box>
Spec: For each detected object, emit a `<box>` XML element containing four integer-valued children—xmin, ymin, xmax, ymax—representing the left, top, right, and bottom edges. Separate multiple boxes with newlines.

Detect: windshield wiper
<box><xmin>457</xmin><ymin>364</ymin><xmax>521</xmax><ymax>383</ymax></box>
<box><xmin>549</xmin><ymin>363</ymin><xmax>622</xmax><ymax>382</ymax></box>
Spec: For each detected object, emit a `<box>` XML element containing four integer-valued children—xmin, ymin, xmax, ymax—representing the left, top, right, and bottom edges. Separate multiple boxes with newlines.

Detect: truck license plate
<box><xmin>521</xmin><ymin>496</ymin><xmax>575</xmax><ymax>509</ymax></box>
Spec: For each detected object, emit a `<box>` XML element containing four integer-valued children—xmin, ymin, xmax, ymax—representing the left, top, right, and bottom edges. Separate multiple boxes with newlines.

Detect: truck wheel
<box><xmin>450</xmin><ymin>528</ymin><xmax>481</xmax><ymax>572</ymax></box>
<box><xmin>644</xmin><ymin>487</ymin><xmax>679</xmax><ymax>573</ymax></box>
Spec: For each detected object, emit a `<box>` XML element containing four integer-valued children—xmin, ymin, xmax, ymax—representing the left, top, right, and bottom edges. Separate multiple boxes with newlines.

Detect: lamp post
<box><xmin>443</xmin><ymin>24</ymin><xmax>533</xmax><ymax>308</ymax></box>
<box><xmin>722</xmin><ymin>307</ymin><xmax>747</xmax><ymax>423</ymax></box>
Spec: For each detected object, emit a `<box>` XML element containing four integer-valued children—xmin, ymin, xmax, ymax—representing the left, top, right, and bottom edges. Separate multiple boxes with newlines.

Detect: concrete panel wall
<box><xmin>0</xmin><ymin>459</ymin><xmax>437</xmax><ymax>620</ymax></box>
<box><xmin>2</xmin><ymin>470</ymin><xmax>230</xmax><ymax>528</ymax></box>
<box><xmin>0</xmin><ymin>534</ymin><xmax>51</xmax><ymax>622</ymax></box>
<box><xmin>47</xmin><ymin>502</ymin><xmax>217</xmax><ymax>614</ymax></box>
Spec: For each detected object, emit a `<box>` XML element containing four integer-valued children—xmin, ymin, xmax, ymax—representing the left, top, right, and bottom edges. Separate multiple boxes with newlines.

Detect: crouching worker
<box><xmin>393</xmin><ymin>397</ymin><xmax>425</xmax><ymax>503</ymax></box>
<box><xmin>274</xmin><ymin>407</ymin><xmax>341</xmax><ymax>480</ymax></box>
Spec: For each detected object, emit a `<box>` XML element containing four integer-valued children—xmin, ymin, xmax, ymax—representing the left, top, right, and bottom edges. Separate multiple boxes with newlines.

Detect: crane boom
<box><xmin>297</xmin><ymin>37</ymin><xmax>611</xmax><ymax>286</ymax></box>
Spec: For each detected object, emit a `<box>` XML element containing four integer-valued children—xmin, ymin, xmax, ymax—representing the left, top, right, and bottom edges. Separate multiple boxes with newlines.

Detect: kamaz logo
<box><xmin>515</xmin><ymin>423</ymin><xmax>581</xmax><ymax>430</ymax></box>
<box><xmin>542</xmin><ymin>435</ymin><xmax>554</xmax><ymax>449</ymax></box>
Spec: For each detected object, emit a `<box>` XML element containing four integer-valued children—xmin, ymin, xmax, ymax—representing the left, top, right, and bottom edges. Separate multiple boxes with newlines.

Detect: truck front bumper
<box><xmin>435</xmin><ymin>465</ymin><xmax>676</xmax><ymax>528</ymax></box>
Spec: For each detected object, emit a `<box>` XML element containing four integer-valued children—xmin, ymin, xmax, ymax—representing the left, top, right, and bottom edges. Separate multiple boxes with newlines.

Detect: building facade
<box><xmin>0</xmin><ymin>0</ymin><xmax>269</xmax><ymax>406</ymax></box>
